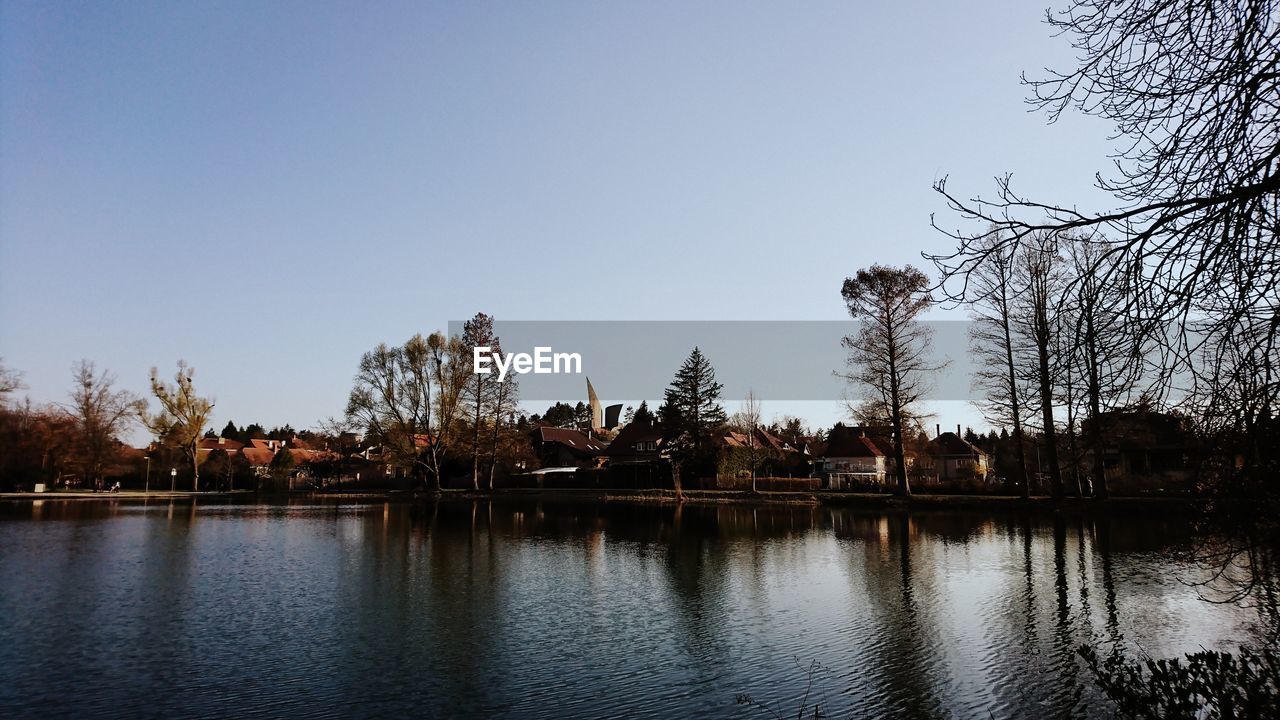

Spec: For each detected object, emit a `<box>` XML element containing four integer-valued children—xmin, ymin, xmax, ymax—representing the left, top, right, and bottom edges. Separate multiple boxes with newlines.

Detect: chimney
<box><xmin>935</xmin><ymin>423</ymin><xmax>940</xmax><ymax>438</ymax></box>
<box><xmin>957</xmin><ymin>424</ymin><xmax>962</xmax><ymax>436</ymax></box>
<box><xmin>218</xmin><ymin>436</ymin><xmax>225</xmax><ymax>446</ymax></box>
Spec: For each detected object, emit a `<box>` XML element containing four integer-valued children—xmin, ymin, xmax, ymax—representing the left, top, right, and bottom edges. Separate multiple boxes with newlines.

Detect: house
<box><xmin>603</xmin><ymin>420</ymin><xmax>663</xmax><ymax>465</ymax></box>
<box><xmin>813</xmin><ymin>424</ymin><xmax>887</xmax><ymax>488</ymax></box>
<box><xmin>532</xmin><ymin>426</ymin><xmax>607</xmax><ymax>468</ymax></box>
<box><xmin>721</xmin><ymin>427</ymin><xmax>792</xmax><ymax>453</ymax></box>
<box><xmin>925</xmin><ymin>430</ymin><xmax>990</xmax><ymax>482</ymax></box>
<box><xmin>196</xmin><ymin>436</ymin><xmax>245</xmax><ymax>462</ymax></box>
<box><xmin>1081</xmin><ymin>410</ymin><xmax>1195</xmax><ymax>491</ymax></box>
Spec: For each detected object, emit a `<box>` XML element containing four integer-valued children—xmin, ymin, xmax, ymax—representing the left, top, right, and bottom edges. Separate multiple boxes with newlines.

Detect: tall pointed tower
<box><xmin>586</xmin><ymin>377</ymin><xmax>603</xmax><ymax>431</ymax></box>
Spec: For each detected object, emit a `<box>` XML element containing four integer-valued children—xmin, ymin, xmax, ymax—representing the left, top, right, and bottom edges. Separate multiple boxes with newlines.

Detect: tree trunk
<box><xmin>672</xmin><ymin>462</ymin><xmax>684</xmax><ymax>502</ymax></box>
<box><xmin>1085</xmin><ymin>319</ymin><xmax>1109</xmax><ymax>500</ymax></box>
<box><xmin>1036</xmin><ymin>320</ymin><xmax>1062</xmax><ymax>500</ymax></box>
<box><xmin>190</xmin><ymin>438</ymin><xmax>200</xmax><ymax>492</ymax></box>
<box><xmin>471</xmin><ymin>390</ymin><xmax>481</xmax><ymax>491</ymax></box>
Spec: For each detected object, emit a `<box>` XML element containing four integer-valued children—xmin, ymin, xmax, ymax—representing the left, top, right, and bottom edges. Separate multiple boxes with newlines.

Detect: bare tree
<box><xmin>840</xmin><ymin>265</ymin><xmax>940</xmax><ymax>497</ymax></box>
<box><xmin>487</xmin><ymin>358</ymin><xmax>519</xmax><ymax>490</ymax></box>
<box><xmin>1061</xmin><ymin>235</ymin><xmax>1149</xmax><ymax>499</ymax></box>
<box><xmin>967</xmin><ymin>231</ymin><xmax>1033</xmax><ymax>498</ymax></box>
<box><xmin>427</xmin><ymin>331</ymin><xmax>468</xmax><ymax>489</ymax></box>
<box><xmin>66</xmin><ymin>360</ymin><xmax>143</xmax><ymax>490</ymax></box>
<box><xmin>462</xmin><ymin>313</ymin><xmax>497</xmax><ymax>491</ymax></box>
<box><xmin>0</xmin><ymin>360</ymin><xmax>24</xmax><ymax>405</ymax></box>
<box><xmin>732</xmin><ymin>389</ymin><xmax>763</xmax><ymax>493</ymax></box>
<box><xmin>345</xmin><ymin>335</ymin><xmax>436</xmax><ymax>488</ymax></box>
<box><xmin>927</xmin><ymin>0</ymin><xmax>1280</xmax><ymax>491</ymax></box>
<box><xmin>1012</xmin><ymin>233</ymin><xmax>1067</xmax><ymax>499</ymax></box>
<box><xmin>144</xmin><ymin>361</ymin><xmax>214</xmax><ymax>491</ymax></box>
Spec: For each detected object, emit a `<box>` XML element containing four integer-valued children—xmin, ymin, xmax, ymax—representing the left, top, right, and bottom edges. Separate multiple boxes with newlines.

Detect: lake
<box><xmin>0</xmin><ymin>497</ymin><xmax>1271</xmax><ymax>718</ymax></box>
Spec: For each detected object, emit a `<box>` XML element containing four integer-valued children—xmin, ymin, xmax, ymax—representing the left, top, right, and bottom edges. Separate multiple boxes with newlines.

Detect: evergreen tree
<box><xmin>269</xmin><ymin>446</ymin><xmax>295</xmax><ymax>489</ymax></box>
<box><xmin>658</xmin><ymin>347</ymin><xmax>726</xmax><ymax>497</ymax></box>
<box><xmin>632</xmin><ymin>401</ymin><xmax>654</xmax><ymax>424</ymax></box>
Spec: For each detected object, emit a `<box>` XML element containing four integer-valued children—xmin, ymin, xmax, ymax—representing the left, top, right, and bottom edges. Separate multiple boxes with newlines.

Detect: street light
<box><xmin>170</xmin><ymin>468</ymin><xmax>177</xmax><ymax>493</ymax></box>
<box><xmin>144</xmin><ymin>456</ymin><xmax>151</xmax><ymax>493</ymax></box>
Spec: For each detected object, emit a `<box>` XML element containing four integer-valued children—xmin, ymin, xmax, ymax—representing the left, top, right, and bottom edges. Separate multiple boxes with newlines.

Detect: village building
<box><xmin>531</xmin><ymin>426</ymin><xmax>607</xmax><ymax>468</ymax></box>
<box><xmin>813</xmin><ymin>424</ymin><xmax>888</xmax><ymax>488</ymax></box>
<box><xmin>603</xmin><ymin>420</ymin><xmax>663</xmax><ymax>465</ymax></box>
<box><xmin>1081</xmin><ymin>410</ymin><xmax>1195</xmax><ymax>492</ymax></box>
<box><xmin>924</xmin><ymin>430</ymin><xmax>990</xmax><ymax>482</ymax></box>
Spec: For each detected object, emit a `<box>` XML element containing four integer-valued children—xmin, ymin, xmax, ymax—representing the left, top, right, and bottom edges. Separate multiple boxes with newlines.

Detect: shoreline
<box><xmin>0</xmin><ymin>487</ymin><xmax>1200</xmax><ymax>511</ymax></box>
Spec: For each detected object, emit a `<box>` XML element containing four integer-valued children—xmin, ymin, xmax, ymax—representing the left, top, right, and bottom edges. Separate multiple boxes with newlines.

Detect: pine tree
<box><xmin>658</xmin><ymin>347</ymin><xmax>726</xmax><ymax>497</ymax></box>
<box><xmin>632</xmin><ymin>401</ymin><xmax>654</xmax><ymax>424</ymax></box>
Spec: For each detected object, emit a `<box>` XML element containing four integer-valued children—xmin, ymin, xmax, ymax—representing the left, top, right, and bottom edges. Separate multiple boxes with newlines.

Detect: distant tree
<box><xmin>65</xmin><ymin>360</ymin><xmax>143</xmax><ymax>491</ymax></box>
<box><xmin>840</xmin><ymin>265</ymin><xmax>940</xmax><ymax>497</ymax></box>
<box><xmin>0</xmin><ymin>360</ymin><xmax>23</xmax><ymax>404</ymax></box>
<box><xmin>622</xmin><ymin>405</ymin><xmax>635</xmax><ymax>424</ymax></box>
<box><xmin>266</xmin><ymin>425</ymin><xmax>295</xmax><ymax>441</ymax></box>
<box><xmin>462</xmin><ymin>312</ymin><xmax>498</xmax><ymax>491</ymax></box>
<box><xmin>659</xmin><ymin>347</ymin><xmax>727</xmax><ymax>499</ymax></box>
<box><xmin>573</xmin><ymin>401</ymin><xmax>591</xmax><ymax>431</ymax></box>
<box><xmin>731</xmin><ymin>389</ymin><xmax>763</xmax><ymax>493</ymax></box>
<box><xmin>632</xmin><ymin>401</ymin><xmax>654</xmax><ymax>424</ymax></box>
<box><xmin>928</xmin><ymin>0</ymin><xmax>1280</xmax><ymax>502</ymax></box>
<box><xmin>144</xmin><ymin>361</ymin><xmax>214</xmax><ymax>492</ymax></box>
<box><xmin>1061</xmin><ymin>235</ymin><xmax>1147</xmax><ymax>500</ymax></box>
<box><xmin>220</xmin><ymin>420</ymin><xmax>240</xmax><ymax>441</ymax></box>
<box><xmin>1013</xmin><ymin>234</ymin><xmax>1067</xmax><ymax>499</ymax></box>
<box><xmin>966</xmin><ymin>229</ymin><xmax>1032</xmax><ymax>496</ymax></box>
<box><xmin>487</xmin><ymin>355</ymin><xmax>519</xmax><ymax>490</ymax></box>
<box><xmin>345</xmin><ymin>335</ymin><xmax>436</xmax><ymax>488</ymax></box>
<box><xmin>538</xmin><ymin>402</ymin><xmax>577</xmax><ymax>428</ymax></box>
<box><xmin>243</xmin><ymin>423</ymin><xmax>265</xmax><ymax>439</ymax></box>
<box><xmin>769</xmin><ymin>415</ymin><xmax>809</xmax><ymax>447</ymax></box>
<box><xmin>204</xmin><ymin>448</ymin><xmax>231</xmax><ymax>491</ymax></box>
<box><xmin>269</xmin><ymin>446</ymin><xmax>295</xmax><ymax>489</ymax></box>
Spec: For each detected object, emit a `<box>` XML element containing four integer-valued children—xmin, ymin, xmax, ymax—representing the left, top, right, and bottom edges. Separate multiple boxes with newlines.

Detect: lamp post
<box><xmin>170</xmin><ymin>468</ymin><xmax>177</xmax><ymax>493</ymax></box>
<box><xmin>144</xmin><ymin>456</ymin><xmax>151</xmax><ymax>493</ymax></box>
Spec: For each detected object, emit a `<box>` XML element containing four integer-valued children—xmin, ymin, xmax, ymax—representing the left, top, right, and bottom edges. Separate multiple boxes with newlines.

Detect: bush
<box><xmin>1080</xmin><ymin>643</ymin><xmax>1280</xmax><ymax>719</ymax></box>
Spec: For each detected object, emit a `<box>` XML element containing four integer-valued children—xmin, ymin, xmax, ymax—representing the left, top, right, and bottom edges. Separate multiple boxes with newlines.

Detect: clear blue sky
<box><xmin>1</xmin><ymin>1</ymin><xmax>1115</xmax><ymax>440</ymax></box>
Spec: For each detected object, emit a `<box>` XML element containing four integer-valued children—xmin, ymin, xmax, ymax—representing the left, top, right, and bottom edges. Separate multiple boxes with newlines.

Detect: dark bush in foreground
<box><xmin>1079</xmin><ymin>644</ymin><xmax>1280</xmax><ymax>719</ymax></box>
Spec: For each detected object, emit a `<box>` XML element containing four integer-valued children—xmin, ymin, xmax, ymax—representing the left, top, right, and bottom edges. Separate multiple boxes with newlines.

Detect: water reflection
<box><xmin>0</xmin><ymin>498</ymin><xmax>1272</xmax><ymax>719</ymax></box>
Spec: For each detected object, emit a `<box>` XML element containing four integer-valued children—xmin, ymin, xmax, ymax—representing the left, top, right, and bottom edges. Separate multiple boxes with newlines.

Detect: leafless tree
<box><xmin>732</xmin><ymin>388</ymin><xmax>763</xmax><ymax>493</ymax></box>
<box><xmin>462</xmin><ymin>313</ymin><xmax>497</xmax><ymax>491</ymax></box>
<box><xmin>1008</xmin><ymin>233</ymin><xmax>1069</xmax><ymax>498</ymax></box>
<box><xmin>1061</xmin><ymin>235</ymin><xmax>1150</xmax><ymax>498</ymax></box>
<box><xmin>487</xmin><ymin>360</ymin><xmax>519</xmax><ymax>490</ymax></box>
<box><xmin>346</xmin><ymin>335</ymin><xmax>436</xmax><ymax>488</ymax></box>
<box><xmin>144</xmin><ymin>361</ymin><xmax>214</xmax><ymax>491</ymax></box>
<box><xmin>66</xmin><ymin>360</ymin><xmax>143</xmax><ymax>490</ymax></box>
<box><xmin>840</xmin><ymin>265</ymin><xmax>942</xmax><ymax>496</ymax></box>
<box><xmin>927</xmin><ymin>0</ymin><xmax>1280</xmax><ymax>489</ymax></box>
<box><xmin>0</xmin><ymin>360</ymin><xmax>24</xmax><ymax>405</ymax></box>
<box><xmin>967</xmin><ymin>230</ymin><xmax>1033</xmax><ymax>497</ymax></box>
<box><xmin>427</xmin><ymin>332</ymin><xmax>469</xmax><ymax>488</ymax></box>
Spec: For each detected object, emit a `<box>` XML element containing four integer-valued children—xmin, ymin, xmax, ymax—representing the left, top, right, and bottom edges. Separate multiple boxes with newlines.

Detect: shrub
<box><xmin>1079</xmin><ymin>643</ymin><xmax>1280</xmax><ymax>719</ymax></box>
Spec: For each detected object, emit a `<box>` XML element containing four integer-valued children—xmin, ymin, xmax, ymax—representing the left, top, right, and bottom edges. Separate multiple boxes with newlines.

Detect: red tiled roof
<box><xmin>241</xmin><ymin>447</ymin><xmax>275</xmax><ymax>467</ymax></box>
<box><xmin>536</xmin><ymin>426</ymin><xmax>607</xmax><ymax>454</ymax></box>
<box><xmin>823</xmin><ymin>425</ymin><xmax>886</xmax><ymax>458</ymax></box>
<box><xmin>199</xmin><ymin>437</ymin><xmax>245</xmax><ymax>451</ymax></box>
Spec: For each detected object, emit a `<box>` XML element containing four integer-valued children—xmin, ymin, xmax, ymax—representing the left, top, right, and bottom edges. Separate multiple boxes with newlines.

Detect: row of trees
<box><xmin>342</xmin><ymin>313</ymin><xmax>529</xmax><ymax>491</ymax></box>
<box><xmin>926</xmin><ymin>0</ymin><xmax>1278</xmax><ymax>502</ymax></box>
<box><xmin>0</xmin><ymin>358</ymin><xmax>215</xmax><ymax>491</ymax></box>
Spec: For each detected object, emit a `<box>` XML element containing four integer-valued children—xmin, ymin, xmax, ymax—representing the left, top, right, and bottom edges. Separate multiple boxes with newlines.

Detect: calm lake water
<box><xmin>0</xmin><ymin>497</ymin><xmax>1272</xmax><ymax>719</ymax></box>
